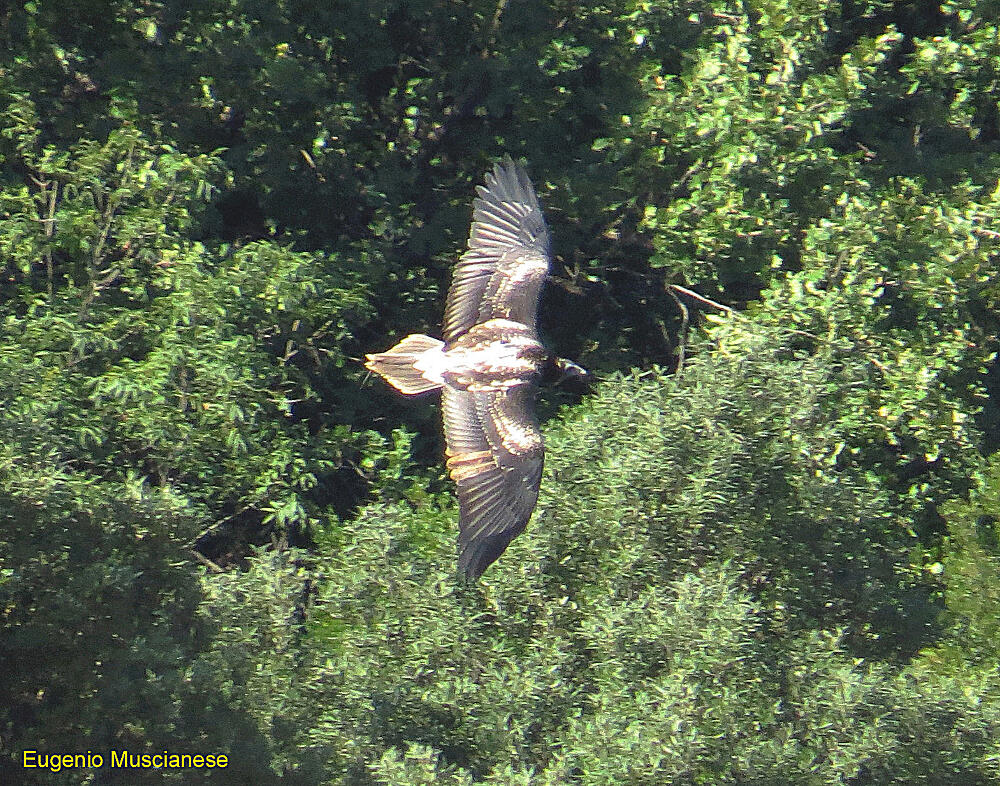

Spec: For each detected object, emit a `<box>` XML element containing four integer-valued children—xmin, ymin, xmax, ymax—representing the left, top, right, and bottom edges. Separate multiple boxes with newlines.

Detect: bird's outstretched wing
<box><xmin>441</xmin><ymin>385</ymin><xmax>543</xmax><ymax>578</ymax></box>
<box><xmin>443</xmin><ymin>157</ymin><xmax>551</xmax><ymax>344</ymax></box>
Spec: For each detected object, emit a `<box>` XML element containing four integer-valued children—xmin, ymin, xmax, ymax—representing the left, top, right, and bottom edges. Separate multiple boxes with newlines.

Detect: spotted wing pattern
<box><xmin>441</xmin><ymin>385</ymin><xmax>543</xmax><ymax>578</ymax></box>
<box><xmin>443</xmin><ymin>157</ymin><xmax>551</xmax><ymax>345</ymax></box>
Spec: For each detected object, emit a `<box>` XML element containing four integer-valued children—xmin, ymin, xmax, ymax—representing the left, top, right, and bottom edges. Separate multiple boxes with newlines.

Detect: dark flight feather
<box><xmin>443</xmin><ymin>386</ymin><xmax>543</xmax><ymax>578</ymax></box>
<box><xmin>367</xmin><ymin>157</ymin><xmax>576</xmax><ymax>579</ymax></box>
<box><xmin>443</xmin><ymin>157</ymin><xmax>551</xmax><ymax>344</ymax></box>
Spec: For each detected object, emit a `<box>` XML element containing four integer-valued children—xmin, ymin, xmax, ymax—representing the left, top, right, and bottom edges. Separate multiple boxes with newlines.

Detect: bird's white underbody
<box><xmin>364</xmin><ymin>158</ymin><xmax>585</xmax><ymax>578</ymax></box>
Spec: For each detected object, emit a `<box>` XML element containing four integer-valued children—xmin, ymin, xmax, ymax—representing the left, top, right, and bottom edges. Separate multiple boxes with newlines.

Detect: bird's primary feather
<box><xmin>442</xmin><ymin>385</ymin><xmax>543</xmax><ymax>577</ymax></box>
<box><xmin>443</xmin><ymin>157</ymin><xmax>551</xmax><ymax>344</ymax></box>
<box><xmin>366</xmin><ymin>157</ymin><xmax>580</xmax><ymax>578</ymax></box>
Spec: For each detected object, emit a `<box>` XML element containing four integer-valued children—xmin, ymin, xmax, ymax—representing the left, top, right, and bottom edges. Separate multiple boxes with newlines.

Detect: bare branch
<box><xmin>668</xmin><ymin>284</ymin><xmax>733</xmax><ymax>313</ymax></box>
<box><xmin>667</xmin><ymin>287</ymin><xmax>689</xmax><ymax>375</ymax></box>
<box><xmin>190</xmin><ymin>550</ymin><xmax>224</xmax><ymax>574</ymax></box>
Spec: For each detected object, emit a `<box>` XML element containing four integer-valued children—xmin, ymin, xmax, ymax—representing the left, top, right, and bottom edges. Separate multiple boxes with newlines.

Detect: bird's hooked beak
<box><xmin>553</xmin><ymin>357</ymin><xmax>589</xmax><ymax>386</ymax></box>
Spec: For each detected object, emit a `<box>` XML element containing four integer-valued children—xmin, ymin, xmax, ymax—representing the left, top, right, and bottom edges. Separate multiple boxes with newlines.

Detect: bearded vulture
<box><xmin>365</xmin><ymin>158</ymin><xmax>586</xmax><ymax>578</ymax></box>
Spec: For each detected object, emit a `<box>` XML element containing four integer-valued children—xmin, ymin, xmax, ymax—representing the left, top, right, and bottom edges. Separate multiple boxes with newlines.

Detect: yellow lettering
<box><xmin>23</xmin><ymin>751</ymin><xmax>37</xmax><ymax>767</ymax></box>
<box><xmin>84</xmin><ymin>750</ymin><xmax>230</xmax><ymax>769</ymax></box>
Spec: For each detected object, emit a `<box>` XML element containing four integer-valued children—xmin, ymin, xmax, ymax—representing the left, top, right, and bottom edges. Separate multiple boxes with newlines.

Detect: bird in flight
<box><xmin>365</xmin><ymin>157</ymin><xmax>587</xmax><ymax>578</ymax></box>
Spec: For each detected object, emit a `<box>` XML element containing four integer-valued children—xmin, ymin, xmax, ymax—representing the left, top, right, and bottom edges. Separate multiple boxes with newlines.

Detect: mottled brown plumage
<box><xmin>365</xmin><ymin>158</ymin><xmax>585</xmax><ymax>578</ymax></box>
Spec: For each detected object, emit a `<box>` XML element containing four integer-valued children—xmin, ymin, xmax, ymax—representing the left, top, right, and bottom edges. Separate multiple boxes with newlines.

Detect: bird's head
<box><xmin>551</xmin><ymin>357</ymin><xmax>589</xmax><ymax>387</ymax></box>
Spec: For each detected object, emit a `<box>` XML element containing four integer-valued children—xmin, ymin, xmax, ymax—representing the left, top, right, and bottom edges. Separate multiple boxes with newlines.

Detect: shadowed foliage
<box><xmin>2</xmin><ymin>0</ymin><xmax>999</xmax><ymax>782</ymax></box>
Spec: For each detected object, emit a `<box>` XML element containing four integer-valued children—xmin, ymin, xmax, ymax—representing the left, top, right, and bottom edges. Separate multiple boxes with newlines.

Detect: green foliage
<box><xmin>0</xmin><ymin>99</ymin><xmax>380</xmax><ymax>534</ymax></box>
<box><xmin>631</xmin><ymin>4</ymin><xmax>875</xmax><ymax>287</ymax></box>
<box><xmin>1</xmin><ymin>0</ymin><xmax>999</xmax><ymax>783</ymax></box>
<box><xmin>0</xmin><ymin>476</ymin><xmax>282</xmax><ymax>785</ymax></box>
<box><xmin>919</xmin><ymin>456</ymin><xmax>1000</xmax><ymax>668</ymax></box>
<box><xmin>193</xmin><ymin>345</ymin><xmax>992</xmax><ymax>782</ymax></box>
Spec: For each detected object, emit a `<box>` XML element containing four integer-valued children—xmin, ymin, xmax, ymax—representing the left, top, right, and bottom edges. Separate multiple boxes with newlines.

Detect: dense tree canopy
<box><xmin>1</xmin><ymin>0</ymin><xmax>998</xmax><ymax>783</ymax></box>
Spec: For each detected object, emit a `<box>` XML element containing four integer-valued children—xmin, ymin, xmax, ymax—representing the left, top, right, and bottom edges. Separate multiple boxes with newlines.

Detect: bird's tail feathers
<box><xmin>365</xmin><ymin>334</ymin><xmax>445</xmax><ymax>395</ymax></box>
